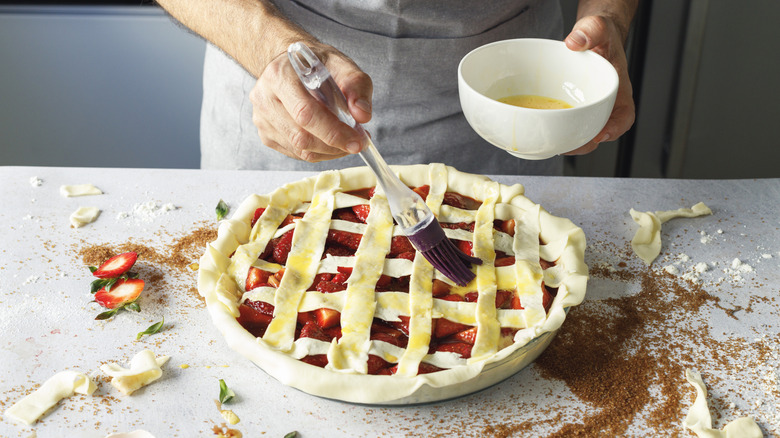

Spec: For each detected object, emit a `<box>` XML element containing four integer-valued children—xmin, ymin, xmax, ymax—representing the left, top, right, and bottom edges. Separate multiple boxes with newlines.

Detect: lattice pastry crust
<box><xmin>198</xmin><ymin>164</ymin><xmax>587</xmax><ymax>404</ymax></box>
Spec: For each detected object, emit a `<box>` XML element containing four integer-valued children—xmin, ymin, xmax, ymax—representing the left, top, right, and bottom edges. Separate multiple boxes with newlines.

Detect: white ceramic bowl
<box><xmin>458</xmin><ymin>38</ymin><xmax>618</xmax><ymax>159</ymax></box>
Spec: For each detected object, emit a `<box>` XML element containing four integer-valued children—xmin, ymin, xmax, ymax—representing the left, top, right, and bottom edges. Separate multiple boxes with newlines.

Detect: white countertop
<box><xmin>1</xmin><ymin>166</ymin><xmax>778</xmax><ymax>437</ymax></box>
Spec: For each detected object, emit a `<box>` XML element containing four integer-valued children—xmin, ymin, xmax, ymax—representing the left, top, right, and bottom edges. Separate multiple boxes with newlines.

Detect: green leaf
<box><xmin>136</xmin><ymin>318</ymin><xmax>164</xmax><ymax>340</ymax></box>
<box><xmin>89</xmin><ymin>266</ymin><xmax>98</xmax><ymax>273</ymax></box>
<box><xmin>90</xmin><ymin>279</ymin><xmax>107</xmax><ymax>294</ymax></box>
<box><xmin>104</xmin><ymin>277</ymin><xmax>118</xmax><ymax>292</ymax></box>
<box><xmin>124</xmin><ymin>302</ymin><xmax>141</xmax><ymax>313</ymax></box>
<box><xmin>216</xmin><ymin>199</ymin><xmax>229</xmax><ymax>221</ymax></box>
<box><xmin>95</xmin><ymin>308</ymin><xmax>119</xmax><ymax>320</ymax></box>
<box><xmin>284</xmin><ymin>432</ymin><xmax>298</xmax><ymax>438</ymax></box>
<box><xmin>218</xmin><ymin>378</ymin><xmax>235</xmax><ymax>404</ymax></box>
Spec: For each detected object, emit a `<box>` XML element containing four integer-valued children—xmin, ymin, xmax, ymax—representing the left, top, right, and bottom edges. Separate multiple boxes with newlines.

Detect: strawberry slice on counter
<box><xmin>91</xmin><ymin>252</ymin><xmax>138</xmax><ymax>279</ymax></box>
<box><xmin>94</xmin><ymin>278</ymin><xmax>144</xmax><ymax>309</ymax></box>
<box><xmin>93</xmin><ymin>278</ymin><xmax>145</xmax><ymax>320</ymax></box>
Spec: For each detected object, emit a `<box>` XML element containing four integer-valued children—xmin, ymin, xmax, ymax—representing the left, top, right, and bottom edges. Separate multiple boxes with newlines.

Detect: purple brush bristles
<box><xmin>406</xmin><ymin>217</ymin><xmax>482</xmax><ymax>286</ymax></box>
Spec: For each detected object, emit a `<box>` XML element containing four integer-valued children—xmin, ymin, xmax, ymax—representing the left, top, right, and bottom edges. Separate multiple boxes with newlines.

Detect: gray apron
<box><xmin>200</xmin><ymin>0</ymin><xmax>564</xmax><ymax>175</ymax></box>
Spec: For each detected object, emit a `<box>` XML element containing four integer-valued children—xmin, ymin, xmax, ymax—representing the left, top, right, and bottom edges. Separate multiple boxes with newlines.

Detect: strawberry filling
<box><xmin>237</xmin><ymin>185</ymin><xmax>558</xmax><ymax>375</ymax></box>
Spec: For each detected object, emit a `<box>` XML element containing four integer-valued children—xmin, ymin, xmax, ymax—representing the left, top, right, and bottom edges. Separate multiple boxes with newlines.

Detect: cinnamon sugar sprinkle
<box><xmin>377</xmin><ymin>238</ymin><xmax>778</xmax><ymax>437</ymax></box>
<box><xmin>76</xmin><ymin>223</ymin><xmax>217</xmax><ymax>308</ymax></box>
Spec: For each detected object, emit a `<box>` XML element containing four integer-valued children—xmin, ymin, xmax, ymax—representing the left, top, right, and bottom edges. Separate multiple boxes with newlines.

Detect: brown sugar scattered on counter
<box><xmin>77</xmin><ymin>222</ymin><xmax>217</xmax><ymax>306</ymax></box>
<box><xmin>476</xmin><ymin>237</ymin><xmax>763</xmax><ymax>437</ymax></box>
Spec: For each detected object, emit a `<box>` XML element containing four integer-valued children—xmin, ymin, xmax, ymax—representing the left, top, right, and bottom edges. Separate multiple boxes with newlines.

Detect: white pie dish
<box><xmin>198</xmin><ymin>164</ymin><xmax>587</xmax><ymax>405</ymax></box>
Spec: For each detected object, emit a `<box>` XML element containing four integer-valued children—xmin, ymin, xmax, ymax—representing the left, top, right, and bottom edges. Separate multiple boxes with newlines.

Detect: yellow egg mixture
<box><xmin>498</xmin><ymin>94</ymin><xmax>572</xmax><ymax>109</ymax></box>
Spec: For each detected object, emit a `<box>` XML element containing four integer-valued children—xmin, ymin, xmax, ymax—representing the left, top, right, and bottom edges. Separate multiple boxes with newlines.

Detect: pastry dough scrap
<box><xmin>684</xmin><ymin>369</ymin><xmax>762</xmax><ymax>438</ymax></box>
<box><xmin>4</xmin><ymin>370</ymin><xmax>96</xmax><ymax>425</ymax></box>
<box><xmin>631</xmin><ymin>202</ymin><xmax>712</xmax><ymax>265</ymax></box>
<box><xmin>100</xmin><ymin>349</ymin><xmax>170</xmax><ymax>395</ymax></box>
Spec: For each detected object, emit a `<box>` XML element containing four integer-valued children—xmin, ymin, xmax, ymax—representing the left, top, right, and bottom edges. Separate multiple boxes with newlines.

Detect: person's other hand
<box><xmin>563</xmin><ymin>15</ymin><xmax>635</xmax><ymax>155</ymax></box>
<box><xmin>249</xmin><ymin>44</ymin><xmax>373</xmax><ymax>162</ymax></box>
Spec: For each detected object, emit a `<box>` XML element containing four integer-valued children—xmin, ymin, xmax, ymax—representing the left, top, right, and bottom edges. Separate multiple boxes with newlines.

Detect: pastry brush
<box><xmin>287</xmin><ymin>42</ymin><xmax>481</xmax><ymax>286</ymax></box>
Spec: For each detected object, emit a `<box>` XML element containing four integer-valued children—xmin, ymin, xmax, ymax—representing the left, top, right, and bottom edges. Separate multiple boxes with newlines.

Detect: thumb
<box><xmin>332</xmin><ymin>65</ymin><xmax>373</xmax><ymax>125</ymax></box>
<box><xmin>564</xmin><ymin>15</ymin><xmax>609</xmax><ymax>51</ymax></box>
<box><xmin>344</xmin><ymin>73</ymin><xmax>373</xmax><ymax>125</ymax></box>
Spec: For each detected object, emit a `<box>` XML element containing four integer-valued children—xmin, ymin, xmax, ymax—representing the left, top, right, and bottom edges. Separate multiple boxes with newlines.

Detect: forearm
<box><xmin>576</xmin><ymin>0</ymin><xmax>638</xmax><ymax>43</ymax></box>
<box><xmin>156</xmin><ymin>0</ymin><xmax>316</xmax><ymax>77</ymax></box>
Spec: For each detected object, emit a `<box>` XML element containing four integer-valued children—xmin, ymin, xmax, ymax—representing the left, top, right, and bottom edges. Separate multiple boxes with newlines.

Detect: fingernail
<box><xmin>355</xmin><ymin>99</ymin><xmax>371</xmax><ymax>114</ymax></box>
<box><xmin>569</xmin><ymin>30</ymin><xmax>587</xmax><ymax>47</ymax></box>
<box><xmin>598</xmin><ymin>133</ymin><xmax>610</xmax><ymax>144</ymax></box>
<box><xmin>346</xmin><ymin>141</ymin><xmax>361</xmax><ymax>154</ymax></box>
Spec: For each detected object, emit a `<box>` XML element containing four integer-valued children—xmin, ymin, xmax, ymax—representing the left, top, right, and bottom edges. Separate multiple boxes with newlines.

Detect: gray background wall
<box><xmin>1</xmin><ymin>2</ymin><xmax>779</xmax><ymax>178</ymax></box>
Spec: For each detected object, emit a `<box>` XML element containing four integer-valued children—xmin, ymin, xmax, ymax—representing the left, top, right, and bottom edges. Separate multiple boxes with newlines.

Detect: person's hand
<box><xmin>563</xmin><ymin>15</ymin><xmax>635</xmax><ymax>155</ymax></box>
<box><xmin>249</xmin><ymin>44</ymin><xmax>373</xmax><ymax>162</ymax></box>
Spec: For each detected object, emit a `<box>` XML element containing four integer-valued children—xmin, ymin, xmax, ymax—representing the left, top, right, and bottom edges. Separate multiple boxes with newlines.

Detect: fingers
<box><xmin>563</xmin><ymin>14</ymin><xmax>636</xmax><ymax>156</ymax></box>
<box><xmin>565</xmin><ymin>15</ymin><xmax>610</xmax><ymax>52</ymax></box>
<box><xmin>249</xmin><ymin>48</ymin><xmax>373</xmax><ymax>163</ymax></box>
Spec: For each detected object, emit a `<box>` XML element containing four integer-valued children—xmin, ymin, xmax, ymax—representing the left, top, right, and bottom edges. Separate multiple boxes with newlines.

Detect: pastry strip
<box><xmin>263</xmin><ymin>171</ymin><xmax>339</xmax><ymax>351</ymax></box>
<box><xmin>328</xmin><ymin>194</ymin><xmax>394</xmax><ymax>373</ymax></box>
<box><xmin>469</xmin><ymin>181</ymin><xmax>500</xmax><ymax>362</ymax></box>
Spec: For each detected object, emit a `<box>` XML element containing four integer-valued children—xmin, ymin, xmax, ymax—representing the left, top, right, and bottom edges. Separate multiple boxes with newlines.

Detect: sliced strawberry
<box><xmin>323</xmin><ymin>326</ymin><xmax>342</xmax><ymax>341</ymax></box>
<box><xmin>251</xmin><ymin>207</ymin><xmax>266</xmax><ymax>227</ymax></box>
<box><xmin>299</xmin><ymin>321</ymin><xmax>330</xmax><ymax>342</ymax></box>
<box><xmin>322</xmin><ymin>245</ymin><xmax>354</xmax><ymax>258</ymax></box>
<box><xmin>271</xmin><ymin>230</ymin><xmax>294</xmax><ymax>264</ymax></box>
<box><xmin>418</xmin><ymin>362</ymin><xmax>444</xmax><ymax>374</ymax></box>
<box><xmin>389</xmin><ymin>236</ymin><xmax>415</xmax><ymax>256</ymax></box>
<box><xmin>431</xmin><ymin>280</ymin><xmax>452</xmax><ymax>298</ymax></box>
<box><xmin>435</xmin><ymin>342</ymin><xmax>472</xmax><ymax>359</ymax></box>
<box><xmin>464</xmin><ymin>292</ymin><xmax>478</xmax><ymax>302</ymax></box>
<box><xmin>334</xmin><ymin>208</ymin><xmax>360</xmax><ymax>223</ymax></box>
<box><xmin>383</xmin><ymin>361</ymin><xmax>443</xmax><ymax>375</ymax></box>
<box><xmin>396</xmin><ymin>251</ymin><xmax>416</xmax><ymax>261</ymax></box>
<box><xmin>375</xmin><ymin>274</ymin><xmax>392</xmax><ymax>289</ymax></box>
<box><xmin>244</xmin><ymin>299</ymin><xmax>274</xmax><ymax>316</ymax></box>
<box><xmin>94</xmin><ymin>278</ymin><xmax>144</xmax><ymax>309</ymax></box>
<box><xmin>443</xmin><ymin>192</ymin><xmax>467</xmax><ymax>209</ymax></box>
<box><xmin>92</xmin><ymin>252</ymin><xmax>138</xmax><ymax>279</ymax></box>
<box><xmin>543</xmin><ymin>285</ymin><xmax>555</xmax><ymax>312</ymax></box>
<box><xmin>352</xmin><ymin>205</ymin><xmax>371</xmax><ymax>223</ymax></box>
<box><xmin>495</xmin><ymin>256</ymin><xmax>516</xmax><ymax>267</ymax></box>
<box><xmin>440</xmin><ymin>294</ymin><xmax>464</xmax><ymax>302</ymax></box>
<box><xmin>388</xmin><ymin>315</ymin><xmax>411</xmax><ymax>336</ymax></box>
<box><xmin>510</xmin><ymin>293</ymin><xmax>524</xmax><ymax>310</ymax></box>
<box><xmin>307</xmin><ymin>272</ymin><xmax>333</xmax><ymax>291</ymax></box>
<box><xmin>237</xmin><ymin>303</ymin><xmax>273</xmax><ymax>337</ymax></box>
<box><xmin>246</xmin><ymin>267</ymin><xmax>272</xmax><ymax>291</ymax></box>
<box><xmin>412</xmin><ymin>185</ymin><xmax>430</xmax><ymax>201</ymax></box>
<box><xmin>266</xmin><ymin>268</ymin><xmax>285</xmax><ymax>288</ymax></box>
<box><xmin>326</xmin><ymin>229</ymin><xmax>362</xmax><ymax>250</ymax></box>
<box><xmin>540</xmin><ymin>258</ymin><xmax>555</xmax><ymax>270</ymax></box>
<box><xmin>366</xmin><ymin>354</ymin><xmax>391</xmax><ymax>375</ymax></box>
<box><xmin>300</xmin><ymin>354</ymin><xmax>328</xmax><ymax>368</ymax></box>
<box><xmin>314</xmin><ymin>308</ymin><xmax>340</xmax><ymax>329</ymax></box>
<box><xmin>453</xmin><ymin>327</ymin><xmax>478</xmax><ymax>345</ymax></box>
<box><xmin>433</xmin><ymin>318</ymin><xmax>470</xmax><ymax>339</ymax></box>
<box><xmin>495</xmin><ymin>290</ymin><xmax>513</xmax><ymax>309</ymax></box>
<box><xmin>280</xmin><ymin>214</ymin><xmax>300</xmax><ymax>227</ymax></box>
<box><xmin>297</xmin><ymin>310</ymin><xmax>316</xmax><ymax>325</ymax></box>
<box><xmin>456</xmin><ymin>240</ymin><xmax>474</xmax><ymax>257</ymax></box>
<box><xmin>498</xmin><ymin>219</ymin><xmax>516</xmax><ymax>236</ymax></box>
<box><xmin>370</xmin><ymin>322</ymin><xmax>408</xmax><ymax>348</ymax></box>
<box><xmin>316</xmin><ymin>280</ymin><xmax>347</xmax><ymax>293</ymax></box>
<box><xmin>332</xmin><ymin>267</ymin><xmax>351</xmax><ymax>284</ymax></box>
